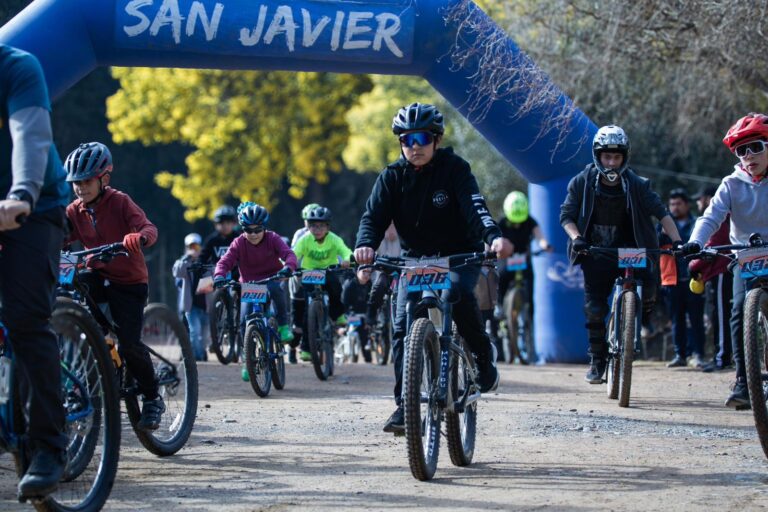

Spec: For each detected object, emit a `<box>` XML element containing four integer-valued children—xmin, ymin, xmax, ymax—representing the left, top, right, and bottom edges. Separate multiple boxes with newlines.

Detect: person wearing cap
<box><xmin>663</xmin><ymin>188</ymin><xmax>706</xmax><ymax>369</ymax></box>
<box><xmin>173</xmin><ymin>232</ymin><xmax>211</xmax><ymax>361</ymax></box>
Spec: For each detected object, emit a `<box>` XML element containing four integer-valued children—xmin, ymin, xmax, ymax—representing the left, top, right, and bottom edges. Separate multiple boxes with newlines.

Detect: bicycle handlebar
<box><xmin>63</xmin><ymin>242</ymin><xmax>127</xmax><ymax>260</ymax></box>
<box><xmin>362</xmin><ymin>251</ymin><xmax>496</xmax><ymax>273</ymax></box>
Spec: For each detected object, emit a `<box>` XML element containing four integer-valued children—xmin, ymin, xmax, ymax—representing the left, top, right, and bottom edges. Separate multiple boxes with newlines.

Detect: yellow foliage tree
<box><xmin>107</xmin><ymin>68</ymin><xmax>372</xmax><ymax>221</ymax></box>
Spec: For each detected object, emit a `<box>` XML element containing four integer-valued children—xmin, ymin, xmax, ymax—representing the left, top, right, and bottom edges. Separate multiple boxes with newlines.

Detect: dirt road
<box><xmin>2</xmin><ymin>360</ymin><xmax>768</xmax><ymax>511</ymax></box>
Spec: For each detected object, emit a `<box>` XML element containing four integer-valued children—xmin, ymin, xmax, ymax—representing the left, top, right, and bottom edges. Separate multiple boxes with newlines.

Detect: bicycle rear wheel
<box><xmin>445</xmin><ymin>335</ymin><xmax>477</xmax><ymax>467</ymax></box>
<box><xmin>373</xmin><ymin>312</ymin><xmax>392</xmax><ymax>366</ymax></box>
<box><xmin>209</xmin><ymin>288</ymin><xmax>238</xmax><ymax>365</ymax></box>
<box><xmin>244</xmin><ymin>323</ymin><xmax>271</xmax><ymax>397</ymax></box>
<box><xmin>618</xmin><ymin>292</ymin><xmax>636</xmax><ymax>408</ymax></box>
<box><xmin>743</xmin><ymin>288</ymin><xmax>768</xmax><ymax>459</ymax></box>
<box><xmin>502</xmin><ymin>289</ymin><xmax>520</xmax><ymax>363</ymax></box>
<box><xmin>307</xmin><ymin>300</ymin><xmax>332</xmax><ymax>380</ymax></box>
<box><xmin>125</xmin><ymin>303</ymin><xmax>198</xmax><ymax>456</ymax></box>
<box><xmin>35</xmin><ymin>298</ymin><xmax>121</xmax><ymax>512</ymax></box>
<box><xmin>403</xmin><ymin>318</ymin><xmax>441</xmax><ymax>481</ymax></box>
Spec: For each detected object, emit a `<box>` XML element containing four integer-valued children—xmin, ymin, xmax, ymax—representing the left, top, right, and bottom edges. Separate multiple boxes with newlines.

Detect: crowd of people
<box><xmin>4</xmin><ymin>38</ymin><xmax>768</xmax><ymax>502</ymax></box>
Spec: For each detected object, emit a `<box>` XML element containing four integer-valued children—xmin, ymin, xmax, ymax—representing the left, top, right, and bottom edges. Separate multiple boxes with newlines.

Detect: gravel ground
<box><xmin>2</xmin><ymin>359</ymin><xmax>768</xmax><ymax>511</ymax></box>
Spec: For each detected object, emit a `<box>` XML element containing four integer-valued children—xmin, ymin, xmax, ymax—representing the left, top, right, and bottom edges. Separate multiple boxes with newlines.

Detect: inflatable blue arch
<box><xmin>1</xmin><ymin>0</ymin><xmax>598</xmax><ymax>362</ymax></box>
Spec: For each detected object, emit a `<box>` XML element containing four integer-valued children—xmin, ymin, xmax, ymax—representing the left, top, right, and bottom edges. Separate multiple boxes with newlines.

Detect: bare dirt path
<box><xmin>2</xmin><ymin>360</ymin><xmax>768</xmax><ymax>511</ymax></box>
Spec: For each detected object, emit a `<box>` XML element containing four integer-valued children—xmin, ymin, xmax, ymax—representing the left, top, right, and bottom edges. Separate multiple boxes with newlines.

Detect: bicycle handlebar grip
<box><xmin>15</xmin><ymin>213</ymin><xmax>27</xmax><ymax>225</ymax></box>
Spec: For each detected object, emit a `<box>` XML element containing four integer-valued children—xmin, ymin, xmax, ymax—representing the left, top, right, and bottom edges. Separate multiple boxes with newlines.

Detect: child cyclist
<box><xmin>213</xmin><ymin>202</ymin><xmax>297</xmax><ymax>380</ymax></box>
<box><xmin>682</xmin><ymin>113</ymin><xmax>768</xmax><ymax>409</ymax></box>
<box><xmin>64</xmin><ymin>142</ymin><xmax>164</xmax><ymax>431</ymax></box>
<box><xmin>292</xmin><ymin>206</ymin><xmax>352</xmax><ymax>361</ymax></box>
<box><xmin>341</xmin><ymin>266</ymin><xmax>374</xmax><ymax>362</ymax></box>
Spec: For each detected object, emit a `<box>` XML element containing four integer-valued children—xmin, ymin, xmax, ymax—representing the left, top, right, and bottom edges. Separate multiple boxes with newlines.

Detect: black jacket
<box><xmin>200</xmin><ymin>230</ymin><xmax>238</xmax><ymax>265</ymax></box>
<box><xmin>341</xmin><ymin>277</ymin><xmax>371</xmax><ymax>314</ymax></box>
<box><xmin>356</xmin><ymin>147</ymin><xmax>501</xmax><ymax>257</ymax></box>
<box><xmin>559</xmin><ymin>164</ymin><xmax>668</xmax><ymax>265</ymax></box>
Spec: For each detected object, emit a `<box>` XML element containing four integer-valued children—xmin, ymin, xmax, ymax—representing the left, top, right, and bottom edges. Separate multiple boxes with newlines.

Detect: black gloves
<box><xmin>671</xmin><ymin>240</ymin><xmax>684</xmax><ymax>251</ymax></box>
<box><xmin>276</xmin><ymin>266</ymin><xmax>292</xmax><ymax>277</ymax></box>
<box><xmin>213</xmin><ymin>276</ymin><xmax>226</xmax><ymax>289</ymax></box>
<box><xmin>681</xmin><ymin>241</ymin><xmax>702</xmax><ymax>256</ymax></box>
<box><xmin>571</xmin><ymin>236</ymin><xmax>589</xmax><ymax>254</ymax></box>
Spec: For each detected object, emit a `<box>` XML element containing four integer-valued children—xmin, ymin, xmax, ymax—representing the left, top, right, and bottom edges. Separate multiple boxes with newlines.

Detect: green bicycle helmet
<box><xmin>301</xmin><ymin>203</ymin><xmax>321</xmax><ymax>220</ymax></box>
<box><xmin>503</xmin><ymin>191</ymin><xmax>529</xmax><ymax>224</ymax></box>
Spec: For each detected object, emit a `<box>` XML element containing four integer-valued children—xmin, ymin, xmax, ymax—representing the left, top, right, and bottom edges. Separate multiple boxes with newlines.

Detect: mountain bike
<box><xmin>335</xmin><ymin>313</ymin><xmax>371</xmax><ymax>364</ymax></box>
<box><xmin>1</xmin><ymin>295</ymin><xmax>120</xmax><ymax>511</ymax></box>
<box><xmin>370</xmin><ymin>251</ymin><xmax>495</xmax><ymax>481</ymax></box>
<box><xmin>238</xmin><ymin>275</ymin><xmax>288</xmax><ymax>397</ymax></box>
<box><xmin>298</xmin><ymin>268</ymin><xmax>347</xmax><ymax>381</ymax></box>
<box><xmin>498</xmin><ymin>251</ymin><xmax>544</xmax><ymax>365</ymax></box>
<box><xmin>584</xmin><ymin>246</ymin><xmax>671</xmax><ymax>408</ymax></box>
<box><xmin>686</xmin><ymin>233</ymin><xmax>768</xmax><ymax>459</ymax></box>
<box><xmin>58</xmin><ymin>243</ymin><xmax>198</xmax><ymax>456</ymax></box>
<box><xmin>209</xmin><ymin>277</ymin><xmax>241</xmax><ymax>365</ymax></box>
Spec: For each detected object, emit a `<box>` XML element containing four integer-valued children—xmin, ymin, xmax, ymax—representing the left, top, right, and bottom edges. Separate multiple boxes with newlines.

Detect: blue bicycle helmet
<box><xmin>65</xmin><ymin>142</ymin><xmax>113</xmax><ymax>182</ymax></box>
<box><xmin>237</xmin><ymin>202</ymin><xmax>269</xmax><ymax>226</ymax></box>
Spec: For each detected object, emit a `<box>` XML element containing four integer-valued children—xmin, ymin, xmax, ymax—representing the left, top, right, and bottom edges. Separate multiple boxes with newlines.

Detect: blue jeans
<box><xmin>185</xmin><ymin>306</ymin><xmax>210</xmax><ymax>361</ymax></box>
<box><xmin>391</xmin><ymin>264</ymin><xmax>490</xmax><ymax>406</ymax></box>
<box><xmin>240</xmin><ymin>280</ymin><xmax>289</xmax><ymax>332</ymax></box>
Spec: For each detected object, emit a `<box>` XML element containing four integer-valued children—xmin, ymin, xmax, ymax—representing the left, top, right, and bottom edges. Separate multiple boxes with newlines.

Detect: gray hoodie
<box><xmin>690</xmin><ymin>165</ymin><xmax>768</xmax><ymax>247</ymax></box>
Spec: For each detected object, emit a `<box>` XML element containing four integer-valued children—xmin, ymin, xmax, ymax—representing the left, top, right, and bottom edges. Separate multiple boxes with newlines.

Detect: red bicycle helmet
<box><xmin>723</xmin><ymin>113</ymin><xmax>768</xmax><ymax>151</ymax></box>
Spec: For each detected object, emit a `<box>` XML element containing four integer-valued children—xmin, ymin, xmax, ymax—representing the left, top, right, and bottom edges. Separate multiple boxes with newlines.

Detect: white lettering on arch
<box><xmin>123</xmin><ymin>0</ymin><xmax>152</xmax><ymax>37</ymax></box>
<box><xmin>186</xmin><ymin>2</ymin><xmax>224</xmax><ymax>42</ymax></box>
<box><xmin>150</xmin><ymin>0</ymin><xmax>185</xmax><ymax>44</ymax></box>
<box><xmin>373</xmin><ymin>13</ymin><xmax>403</xmax><ymax>58</ymax></box>
<box><xmin>263</xmin><ymin>5</ymin><xmax>298</xmax><ymax>51</ymax></box>
<box><xmin>301</xmin><ymin>8</ymin><xmax>331</xmax><ymax>47</ymax></box>
<box><xmin>239</xmin><ymin>5</ymin><xmax>269</xmax><ymax>46</ymax></box>
<box><xmin>343</xmin><ymin>12</ymin><xmax>373</xmax><ymax>50</ymax></box>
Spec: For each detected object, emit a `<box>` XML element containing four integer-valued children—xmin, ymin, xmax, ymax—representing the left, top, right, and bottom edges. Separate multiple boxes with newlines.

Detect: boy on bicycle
<box><xmin>354</xmin><ymin>102</ymin><xmax>512</xmax><ymax>433</ymax></box>
<box><xmin>560</xmin><ymin>125</ymin><xmax>682</xmax><ymax>384</ymax></box>
<box><xmin>64</xmin><ymin>142</ymin><xmax>164</xmax><ymax>431</ymax></box>
<box><xmin>292</xmin><ymin>206</ymin><xmax>352</xmax><ymax>361</ymax></box>
<box><xmin>1</xmin><ymin>43</ymin><xmax>70</xmax><ymax>499</ymax></box>
<box><xmin>213</xmin><ymin>203</ymin><xmax>297</xmax><ymax>379</ymax></box>
<box><xmin>682</xmin><ymin>113</ymin><xmax>768</xmax><ymax>409</ymax></box>
<box><xmin>200</xmin><ymin>204</ymin><xmax>239</xmax><ymax>267</ymax></box>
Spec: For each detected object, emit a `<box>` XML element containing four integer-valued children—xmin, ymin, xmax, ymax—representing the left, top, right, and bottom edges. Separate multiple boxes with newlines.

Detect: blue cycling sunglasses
<box><xmin>399</xmin><ymin>131</ymin><xmax>435</xmax><ymax>148</ymax></box>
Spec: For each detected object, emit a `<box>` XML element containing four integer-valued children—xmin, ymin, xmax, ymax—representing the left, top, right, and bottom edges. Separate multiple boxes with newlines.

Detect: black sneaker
<box><xmin>383</xmin><ymin>406</ymin><xmax>404</xmax><ymax>433</ymax></box>
<box><xmin>288</xmin><ymin>348</ymin><xmax>298</xmax><ymax>364</ymax></box>
<box><xmin>18</xmin><ymin>444</ymin><xmax>66</xmax><ymax>501</ymax></box>
<box><xmin>725</xmin><ymin>379</ymin><xmax>750</xmax><ymax>410</ymax></box>
<box><xmin>476</xmin><ymin>343</ymin><xmax>500</xmax><ymax>393</ymax></box>
<box><xmin>666</xmin><ymin>355</ymin><xmax>687</xmax><ymax>368</ymax></box>
<box><xmin>137</xmin><ymin>396</ymin><xmax>166</xmax><ymax>431</ymax></box>
<box><xmin>585</xmin><ymin>357</ymin><xmax>606</xmax><ymax>384</ymax></box>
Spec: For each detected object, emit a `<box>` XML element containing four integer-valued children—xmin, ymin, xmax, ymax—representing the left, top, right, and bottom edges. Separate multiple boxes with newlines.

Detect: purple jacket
<box><xmin>214</xmin><ymin>231</ymin><xmax>297</xmax><ymax>282</ymax></box>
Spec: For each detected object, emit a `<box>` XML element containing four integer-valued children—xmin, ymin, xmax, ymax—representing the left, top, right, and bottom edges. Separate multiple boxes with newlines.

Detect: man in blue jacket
<box><xmin>0</xmin><ymin>44</ymin><xmax>70</xmax><ymax>500</ymax></box>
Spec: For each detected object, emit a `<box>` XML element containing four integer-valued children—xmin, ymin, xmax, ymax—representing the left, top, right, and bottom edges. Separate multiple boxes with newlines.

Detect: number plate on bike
<box><xmin>506</xmin><ymin>253</ymin><xmax>527</xmax><ymax>271</ymax></box>
<box><xmin>404</xmin><ymin>257</ymin><xmax>451</xmax><ymax>292</ymax></box>
<box><xmin>241</xmin><ymin>283</ymin><xmax>269</xmax><ymax>303</ymax></box>
<box><xmin>59</xmin><ymin>252</ymin><xmax>77</xmax><ymax>285</ymax></box>
<box><xmin>301</xmin><ymin>270</ymin><xmax>326</xmax><ymax>285</ymax></box>
<box><xmin>347</xmin><ymin>314</ymin><xmax>363</xmax><ymax>326</ymax></box>
<box><xmin>618</xmin><ymin>248</ymin><xmax>647</xmax><ymax>268</ymax></box>
<box><xmin>738</xmin><ymin>247</ymin><xmax>768</xmax><ymax>278</ymax></box>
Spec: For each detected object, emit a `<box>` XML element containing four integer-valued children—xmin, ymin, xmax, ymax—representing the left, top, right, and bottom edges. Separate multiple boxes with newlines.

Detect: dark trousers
<box><xmin>0</xmin><ymin>207</ymin><xmax>67</xmax><ymax>452</ymax></box>
<box><xmin>391</xmin><ymin>265</ymin><xmax>490</xmax><ymax>406</ymax></box>
<box><xmin>706</xmin><ymin>272</ymin><xmax>733</xmax><ymax>367</ymax></box>
<box><xmin>366</xmin><ymin>271</ymin><xmax>391</xmax><ymax>322</ymax></box>
<box><xmin>79</xmin><ymin>273</ymin><xmax>158</xmax><ymax>399</ymax></box>
<box><xmin>731</xmin><ymin>266</ymin><xmax>749</xmax><ymax>381</ymax></box>
<box><xmin>668</xmin><ymin>281</ymin><xmax>705</xmax><ymax>359</ymax></box>
<box><xmin>292</xmin><ymin>272</ymin><xmax>344</xmax><ymax>350</ymax></box>
<box><xmin>581</xmin><ymin>255</ymin><xmax>657</xmax><ymax>357</ymax></box>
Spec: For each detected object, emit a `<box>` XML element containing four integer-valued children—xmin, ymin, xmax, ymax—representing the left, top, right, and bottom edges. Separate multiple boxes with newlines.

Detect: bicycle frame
<box><xmin>608</xmin><ymin>267</ymin><xmax>643</xmax><ymax>356</ymax></box>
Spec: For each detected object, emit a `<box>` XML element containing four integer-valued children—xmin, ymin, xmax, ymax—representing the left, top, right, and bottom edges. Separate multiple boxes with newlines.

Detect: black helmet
<box><xmin>65</xmin><ymin>142</ymin><xmax>113</xmax><ymax>182</ymax></box>
<box><xmin>237</xmin><ymin>202</ymin><xmax>269</xmax><ymax>226</ymax></box>
<box><xmin>392</xmin><ymin>103</ymin><xmax>445</xmax><ymax>135</ymax></box>
<box><xmin>213</xmin><ymin>205</ymin><xmax>237</xmax><ymax>223</ymax></box>
<box><xmin>306</xmin><ymin>206</ymin><xmax>332</xmax><ymax>222</ymax></box>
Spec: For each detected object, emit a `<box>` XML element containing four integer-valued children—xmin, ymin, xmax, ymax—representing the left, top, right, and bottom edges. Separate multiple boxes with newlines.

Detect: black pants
<box><xmin>79</xmin><ymin>273</ymin><xmax>158</xmax><ymax>399</ymax></box>
<box><xmin>366</xmin><ymin>271</ymin><xmax>391</xmax><ymax>322</ymax></box>
<box><xmin>706</xmin><ymin>272</ymin><xmax>733</xmax><ymax>366</ymax></box>
<box><xmin>581</xmin><ymin>255</ymin><xmax>657</xmax><ymax>358</ymax></box>
<box><xmin>292</xmin><ymin>272</ymin><xmax>344</xmax><ymax>350</ymax></box>
<box><xmin>391</xmin><ymin>265</ymin><xmax>491</xmax><ymax>406</ymax></box>
<box><xmin>1</xmin><ymin>207</ymin><xmax>67</xmax><ymax>452</ymax></box>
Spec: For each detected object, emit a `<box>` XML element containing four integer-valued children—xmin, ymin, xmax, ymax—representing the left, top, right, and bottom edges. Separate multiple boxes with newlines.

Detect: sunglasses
<box><xmin>399</xmin><ymin>131</ymin><xmax>434</xmax><ymax>148</ymax></box>
<box><xmin>243</xmin><ymin>225</ymin><xmax>265</xmax><ymax>234</ymax></box>
<box><xmin>735</xmin><ymin>140</ymin><xmax>767</xmax><ymax>158</ymax></box>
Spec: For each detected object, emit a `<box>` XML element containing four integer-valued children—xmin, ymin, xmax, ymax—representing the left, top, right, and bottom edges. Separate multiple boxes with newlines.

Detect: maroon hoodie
<box><xmin>66</xmin><ymin>187</ymin><xmax>158</xmax><ymax>285</ymax></box>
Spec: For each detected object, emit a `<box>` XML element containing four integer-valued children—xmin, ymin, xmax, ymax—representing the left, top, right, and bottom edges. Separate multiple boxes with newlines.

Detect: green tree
<box><xmin>343</xmin><ymin>74</ymin><xmax>525</xmax><ymax>217</ymax></box>
<box><xmin>107</xmin><ymin>68</ymin><xmax>372</xmax><ymax>221</ymax></box>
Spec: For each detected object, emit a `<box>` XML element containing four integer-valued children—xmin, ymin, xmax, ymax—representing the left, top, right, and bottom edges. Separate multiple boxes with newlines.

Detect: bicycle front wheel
<box><xmin>209</xmin><ymin>288</ymin><xmax>238</xmax><ymax>365</ymax></box>
<box><xmin>743</xmin><ymin>288</ymin><xmax>768</xmax><ymax>459</ymax></box>
<box><xmin>606</xmin><ymin>304</ymin><xmax>620</xmax><ymax>400</ymax></box>
<box><xmin>445</xmin><ymin>335</ymin><xmax>477</xmax><ymax>467</ymax></box>
<box><xmin>404</xmin><ymin>318</ymin><xmax>441</xmax><ymax>481</ymax></box>
<box><xmin>245</xmin><ymin>323</ymin><xmax>271</xmax><ymax>397</ymax></box>
<box><xmin>39</xmin><ymin>298</ymin><xmax>121</xmax><ymax>512</ymax></box>
<box><xmin>307</xmin><ymin>300</ymin><xmax>331</xmax><ymax>381</ymax></box>
<box><xmin>125</xmin><ymin>303</ymin><xmax>198</xmax><ymax>456</ymax></box>
<box><xmin>618</xmin><ymin>292</ymin><xmax>636</xmax><ymax>408</ymax></box>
